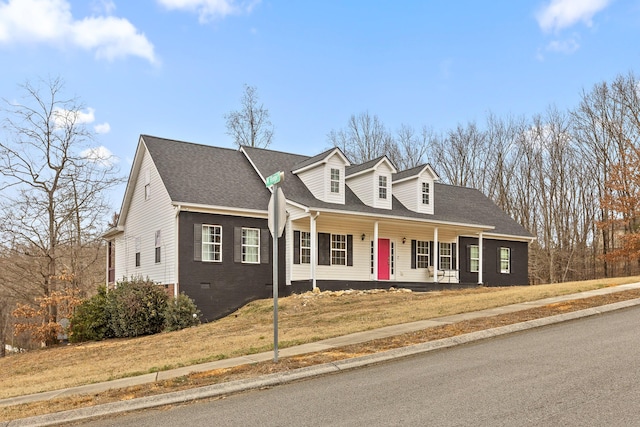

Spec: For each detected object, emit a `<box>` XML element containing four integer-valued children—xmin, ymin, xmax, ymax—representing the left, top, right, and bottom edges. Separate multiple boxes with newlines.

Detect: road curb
<box><xmin>7</xmin><ymin>297</ymin><xmax>640</xmax><ymax>427</ymax></box>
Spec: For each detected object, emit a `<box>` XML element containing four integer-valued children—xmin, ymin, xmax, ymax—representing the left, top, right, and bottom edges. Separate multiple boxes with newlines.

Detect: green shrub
<box><xmin>164</xmin><ymin>293</ymin><xmax>202</xmax><ymax>331</ymax></box>
<box><xmin>69</xmin><ymin>286</ymin><xmax>113</xmax><ymax>342</ymax></box>
<box><xmin>69</xmin><ymin>278</ymin><xmax>204</xmax><ymax>342</ymax></box>
<box><xmin>107</xmin><ymin>277</ymin><xmax>168</xmax><ymax>338</ymax></box>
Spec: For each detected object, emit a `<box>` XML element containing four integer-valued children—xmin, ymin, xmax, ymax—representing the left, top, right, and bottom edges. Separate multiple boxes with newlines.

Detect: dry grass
<box><xmin>1</xmin><ymin>277</ymin><xmax>639</xmax><ymax>402</ymax></box>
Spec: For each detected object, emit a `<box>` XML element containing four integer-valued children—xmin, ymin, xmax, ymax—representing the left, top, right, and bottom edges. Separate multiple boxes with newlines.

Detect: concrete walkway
<box><xmin>3</xmin><ymin>283</ymin><xmax>640</xmax><ymax>426</ymax></box>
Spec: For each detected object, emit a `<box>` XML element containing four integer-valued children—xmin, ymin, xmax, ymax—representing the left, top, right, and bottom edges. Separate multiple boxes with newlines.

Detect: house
<box><xmin>104</xmin><ymin>135</ymin><xmax>534</xmax><ymax>322</ymax></box>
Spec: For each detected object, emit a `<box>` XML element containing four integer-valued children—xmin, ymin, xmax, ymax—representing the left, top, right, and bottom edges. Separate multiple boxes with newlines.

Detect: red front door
<box><xmin>378</xmin><ymin>239</ymin><xmax>390</xmax><ymax>280</ymax></box>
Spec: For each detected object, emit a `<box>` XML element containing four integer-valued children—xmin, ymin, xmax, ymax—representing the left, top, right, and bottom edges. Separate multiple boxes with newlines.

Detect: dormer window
<box><xmin>378</xmin><ymin>176</ymin><xmax>388</xmax><ymax>199</ymax></box>
<box><xmin>422</xmin><ymin>182</ymin><xmax>430</xmax><ymax>205</ymax></box>
<box><xmin>330</xmin><ymin>168</ymin><xmax>340</xmax><ymax>193</ymax></box>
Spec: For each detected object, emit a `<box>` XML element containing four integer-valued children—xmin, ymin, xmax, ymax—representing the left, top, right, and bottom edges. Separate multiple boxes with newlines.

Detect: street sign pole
<box><xmin>266</xmin><ymin>171</ymin><xmax>285</xmax><ymax>363</ymax></box>
<box><xmin>272</xmin><ymin>182</ymin><xmax>279</xmax><ymax>362</ymax></box>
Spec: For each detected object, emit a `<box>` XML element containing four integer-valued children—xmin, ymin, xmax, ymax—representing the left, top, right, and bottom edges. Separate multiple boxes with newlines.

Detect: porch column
<box><xmin>310</xmin><ymin>212</ymin><xmax>318</xmax><ymax>290</ymax></box>
<box><xmin>433</xmin><ymin>227</ymin><xmax>439</xmax><ymax>284</ymax></box>
<box><xmin>478</xmin><ymin>232</ymin><xmax>484</xmax><ymax>285</ymax></box>
<box><xmin>373</xmin><ymin>221</ymin><xmax>379</xmax><ymax>280</ymax></box>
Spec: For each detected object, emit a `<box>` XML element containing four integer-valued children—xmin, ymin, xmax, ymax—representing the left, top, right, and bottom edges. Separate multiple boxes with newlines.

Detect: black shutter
<box><xmin>411</xmin><ymin>240</ymin><xmax>416</xmax><ymax>269</ymax></box>
<box><xmin>452</xmin><ymin>243</ymin><xmax>457</xmax><ymax>270</ymax></box>
<box><xmin>234</xmin><ymin>227</ymin><xmax>241</xmax><ymax>263</ymax></box>
<box><xmin>347</xmin><ymin>234</ymin><xmax>353</xmax><ymax>266</ymax></box>
<box><xmin>194</xmin><ymin>223</ymin><xmax>202</xmax><ymax>261</ymax></box>
<box><xmin>497</xmin><ymin>247</ymin><xmax>501</xmax><ymax>272</ymax></box>
<box><xmin>318</xmin><ymin>233</ymin><xmax>331</xmax><ymax>265</ymax></box>
<box><xmin>261</xmin><ymin>229</ymin><xmax>269</xmax><ymax>264</ymax></box>
<box><xmin>293</xmin><ymin>231</ymin><xmax>300</xmax><ymax>264</ymax></box>
<box><xmin>429</xmin><ymin>241</ymin><xmax>435</xmax><ymax>267</ymax></box>
<box><xmin>466</xmin><ymin>245</ymin><xmax>471</xmax><ymax>272</ymax></box>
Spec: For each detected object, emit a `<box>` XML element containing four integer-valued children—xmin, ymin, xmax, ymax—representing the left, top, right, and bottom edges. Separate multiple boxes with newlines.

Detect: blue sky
<box><xmin>1</xmin><ymin>0</ymin><xmax>639</xmax><ymax>211</ymax></box>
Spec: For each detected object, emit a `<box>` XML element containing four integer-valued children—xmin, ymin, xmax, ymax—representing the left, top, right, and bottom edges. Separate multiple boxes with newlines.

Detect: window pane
<box><xmin>242</xmin><ymin>228</ymin><xmax>260</xmax><ymax>263</ymax></box>
<box><xmin>330</xmin><ymin>168</ymin><xmax>340</xmax><ymax>193</ymax></box>
<box><xmin>416</xmin><ymin>240</ymin><xmax>429</xmax><ymax>269</ymax></box>
<box><xmin>203</xmin><ymin>225</ymin><xmax>222</xmax><ymax>262</ymax></box>
<box><xmin>470</xmin><ymin>245</ymin><xmax>479</xmax><ymax>273</ymax></box>
<box><xmin>331</xmin><ymin>234</ymin><xmax>346</xmax><ymax>265</ymax></box>
<box><xmin>500</xmin><ymin>247</ymin><xmax>510</xmax><ymax>273</ymax></box>
<box><xmin>378</xmin><ymin>176</ymin><xmax>387</xmax><ymax>199</ymax></box>
<box><xmin>301</xmin><ymin>231</ymin><xmax>311</xmax><ymax>264</ymax></box>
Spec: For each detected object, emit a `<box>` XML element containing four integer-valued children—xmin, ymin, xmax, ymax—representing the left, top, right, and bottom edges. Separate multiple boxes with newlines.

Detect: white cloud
<box><xmin>157</xmin><ymin>0</ymin><xmax>261</xmax><ymax>23</ymax></box>
<box><xmin>81</xmin><ymin>145</ymin><xmax>118</xmax><ymax>167</ymax></box>
<box><xmin>546</xmin><ymin>37</ymin><xmax>580</xmax><ymax>54</ymax></box>
<box><xmin>0</xmin><ymin>0</ymin><xmax>157</xmax><ymax>64</ymax></box>
<box><xmin>536</xmin><ymin>0</ymin><xmax>612</xmax><ymax>33</ymax></box>
<box><xmin>94</xmin><ymin>122</ymin><xmax>111</xmax><ymax>134</ymax></box>
<box><xmin>52</xmin><ymin>107</ymin><xmax>96</xmax><ymax>129</ymax></box>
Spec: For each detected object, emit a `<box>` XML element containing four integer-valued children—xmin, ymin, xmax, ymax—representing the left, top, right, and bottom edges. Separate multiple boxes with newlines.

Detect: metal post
<box><xmin>273</xmin><ymin>184</ymin><xmax>279</xmax><ymax>363</ymax></box>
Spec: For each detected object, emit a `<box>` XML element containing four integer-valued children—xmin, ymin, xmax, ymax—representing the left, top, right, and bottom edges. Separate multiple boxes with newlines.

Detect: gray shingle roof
<box><xmin>392</xmin><ymin>163</ymin><xmax>438</xmax><ymax>182</ymax></box>
<box><xmin>142</xmin><ymin>135</ymin><xmax>271</xmax><ymax>211</ymax></box>
<box><xmin>346</xmin><ymin>155</ymin><xmax>394</xmax><ymax>177</ymax></box>
<box><xmin>291</xmin><ymin>146</ymin><xmax>346</xmax><ymax>172</ymax></box>
<box><xmin>141</xmin><ymin>136</ymin><xmax>532</xmax><ymax>239</ymax></box>
<box><xmin>242</xmin><ymin>145</ymin><xmax>532</xmax><ymax>238</ymax></box>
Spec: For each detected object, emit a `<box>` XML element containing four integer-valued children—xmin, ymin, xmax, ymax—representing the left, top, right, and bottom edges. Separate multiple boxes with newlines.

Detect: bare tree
<box><xmin>0</xmin><ymin>77</ymin><xmax>122</xmax><ymax>342</ymax></box>
<box><xmin>327</xmin><ymin>111</ymin><xmax>395</xmax><ymax>164</ymax></box>
<box><xmin>390</xmin><ymin>124</ymin><xmax>433</xmax><ymax>170</ymax></box>
<box><xmin>225</xmin><ymin>84</ymin><xmax>274</xmax><ymax>148</ymax></box>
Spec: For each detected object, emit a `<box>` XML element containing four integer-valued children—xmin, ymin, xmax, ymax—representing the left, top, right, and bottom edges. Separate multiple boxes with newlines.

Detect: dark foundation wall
<box><xmin>459</xmin><ymin>237</ymin><xmax>529</xmax><ymax>286</ymax></box>
<box><xmin>178</xmin><ymin>211</ymin><xmax>285</xmax><ymax>322</ymax></box>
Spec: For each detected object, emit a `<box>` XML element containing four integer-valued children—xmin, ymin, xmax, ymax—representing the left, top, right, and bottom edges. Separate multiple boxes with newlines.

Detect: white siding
<box><xmin>346</xmin><ymin>171</ymin><xmax>374</xmax><ymax>206</ymax></box>
<box><xmin>297</xmin><ymin>165</ymin><xmax>325</xmax><ymax>201</ymax></box>
<box><xmin>116</xmin><ymin>147</ymin><xmax>177</xmax><ymax>284</ymax></box>
<box><xmin>324</xmin><ymin>154</ymin><xmax>345</xmax><ymax>204</ymax></box>
<box><xmin>393</xmin><ymin>179</ymin><xmax>418</xmax><ymax>212</ymax></box>
<box><xmin>392</xmin><ymin>172</ymin><xmax>435</xmax><ymax>215</ymax></box>
<box><xmin>374</xmin><ymin>162</ymin><xmax>394</xmax><ymax>210</ymax></box>
<box><xmin>417</xmin><ymin>178</ymin><xmax>435</xmax><ymax>215</ymax></box>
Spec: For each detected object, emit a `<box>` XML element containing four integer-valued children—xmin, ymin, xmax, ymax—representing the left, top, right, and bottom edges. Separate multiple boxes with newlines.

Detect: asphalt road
<box><xmin>80</xmin><ymin>305</ymin><xmax>640</xmax><ymax>426</ymax></box>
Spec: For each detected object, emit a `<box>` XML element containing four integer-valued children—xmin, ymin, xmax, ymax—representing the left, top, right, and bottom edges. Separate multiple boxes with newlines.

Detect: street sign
<box><xmin>268</xmin><ymin>187</ymin><xmax>286</xmax><ymax>238</ymax></box>
<box><xmin>265</xmin><ymin>171</ymin><xmax>284</xmax><ymax>188</ymax></box>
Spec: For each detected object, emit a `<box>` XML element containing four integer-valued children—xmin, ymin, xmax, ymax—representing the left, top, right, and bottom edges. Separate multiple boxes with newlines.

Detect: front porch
<box><xmin>286</xmin><ymin>211</ymin><xmax>490</xmax><ymax>289</ymax></box>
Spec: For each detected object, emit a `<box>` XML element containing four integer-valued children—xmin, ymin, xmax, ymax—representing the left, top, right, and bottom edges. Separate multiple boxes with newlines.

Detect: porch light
<box><xmin>361</xmin><ymin>233</ymin><xmax>366</xmax><ymax>241</ymax></box>
<box><xmin>402</xmin><ymin>237</ymin><xmax>406</xmax><ymax>244</ymax></box>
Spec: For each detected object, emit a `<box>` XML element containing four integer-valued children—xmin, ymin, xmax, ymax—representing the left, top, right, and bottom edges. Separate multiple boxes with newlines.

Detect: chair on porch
<box><xmin>427</xmin><ymin>266</ymin><xmax>459</xmax><ymax>283</ymax></box>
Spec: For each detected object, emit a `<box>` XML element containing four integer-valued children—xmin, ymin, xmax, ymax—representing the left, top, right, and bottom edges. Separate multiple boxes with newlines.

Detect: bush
<box><xmin>107</xmin><ymin>277</ymin><xmax>168</xmax><ymax>338</ymax></box>
<box><xmin>164</xmin><ymin>293</ymin><xmax>202</xmax><ymax>331</ymax></box>
<box><xmin>69</xmin><ymin>278</ymin><xmax>203</xmax><ymax>342</ymax></box>
<box><xmin>69</xmin><ymin>286</ymin><xmax>113</xmax><ymax>343</ymax></box>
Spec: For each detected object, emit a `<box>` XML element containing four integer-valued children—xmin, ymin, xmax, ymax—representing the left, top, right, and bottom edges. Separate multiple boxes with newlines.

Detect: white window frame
<box><xmin>416</xmin><ymin>240</ymin><xmax>430</xmax><ymax>269</ymax></box>
<box><xmin>439</xmin><ymin>242</ymin><xmax>452</xmax><ymax>270</ymax></box>
<box><xmin>422</xmin><ymin>182</ymin><xmax>430</xmax><ymax>205</ymax></box>
<box><xmin>470</xmin><ymin>244</ymin><xmax>479</xmax><ymax>273</ymax></box>
<box><xmin>135</xmin><ymin>236</ymin><xmax>141</xmax><ymax>267</ymax></box>
<box><xmin>500</xmin><ymin>247</ymin><xmax>511</xmax><ymax>274</ymax></box>
<box><xmin>378</xmin><ymin>175</ymin><xmax>387</xmax><ymax>200</ymax></box>
<box><xmin>330</xmin><ymin>168</ymin><xmax>340</xmax><ymax>193</ymax></box>
<box><xmin>242</xmin><ymin>228</ymin><xmax>260</xmax><ymax>264</ymax></box>
<box><xmin>155</xmin><ymin>230</ymin><xmax>162</xmax><ymax>264</ymax></box>
<box><xmin>300</xmin><ymin>231</ymin><xmax>311</xmax><ymax>264</ymax></box>
<box><xmin>202</xmin><ymin>225</ymin><xmax>222</xmax><ymax>262</ymax></box>
<box><xmin>331</xmin><ymin>234</ymin><xmax>347</xmax><ymax>265</ymax></box>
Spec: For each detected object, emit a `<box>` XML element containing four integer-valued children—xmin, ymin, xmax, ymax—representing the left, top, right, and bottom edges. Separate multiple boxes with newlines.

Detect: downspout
<box><xmin>373</xmin><ymin>221</ymin><xmax>379</xmax><ymax>280</ymax></box>
<box><xmin>478</xmin><ymin>232</ymin><xmax>484</xmax><ymax>285</ymax></box>
<box><xmin>174</xmin><ymin>205</ymin><xmax>181</xmax><ymax>298</ymax></box>
<box><xmin>433</xmin><ymin>227</ymin><xmax>439</xmax><ymax>284</ymax></box>
<box><xmin>310</xmin><ymin>211</ymin><xmax>320</xmax><ymax>290</ymax></box>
